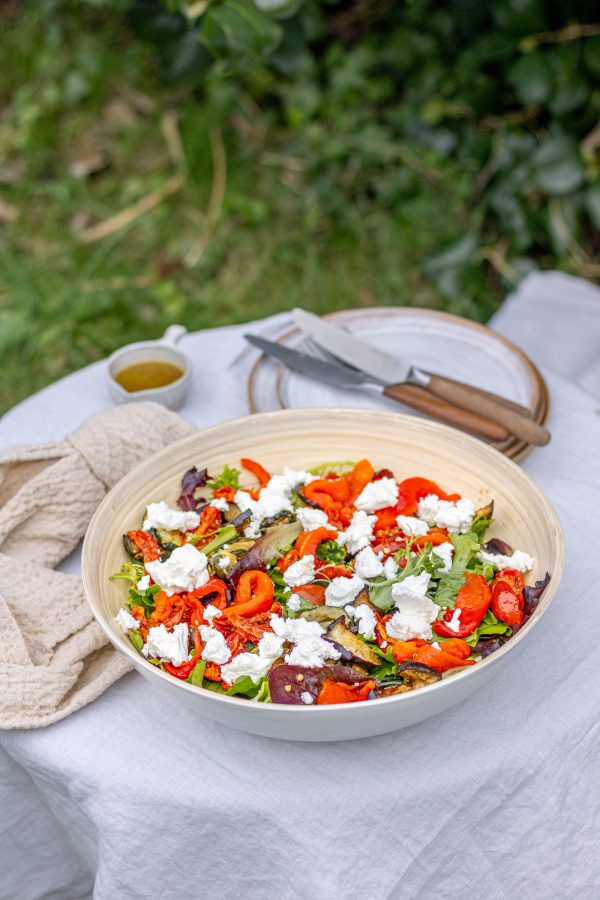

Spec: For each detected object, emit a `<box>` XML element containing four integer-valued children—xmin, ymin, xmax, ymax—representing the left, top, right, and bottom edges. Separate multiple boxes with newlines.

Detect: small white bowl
<box><xmin>106</xmin><ymin>325</ymin><xmax>191</xmax><ymax>410</ymax></box>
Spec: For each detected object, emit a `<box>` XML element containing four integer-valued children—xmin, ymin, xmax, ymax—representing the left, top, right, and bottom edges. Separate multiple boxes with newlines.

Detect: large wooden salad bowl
<box><xmin>82</xmin><ymin>409</ymin><xmax>564</xmax><ymax>741</ymax></box>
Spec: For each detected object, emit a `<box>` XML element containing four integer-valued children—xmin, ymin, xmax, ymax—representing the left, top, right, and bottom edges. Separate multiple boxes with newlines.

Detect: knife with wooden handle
<box><xmin>245</xmin><ymin>334</ymin><xmax>511</xmax><ymax>442</ymax></box>
<box><xmin>292</xmin><ymin>308</ymin><xmax>550</xmax><ymax>447</ymax></box>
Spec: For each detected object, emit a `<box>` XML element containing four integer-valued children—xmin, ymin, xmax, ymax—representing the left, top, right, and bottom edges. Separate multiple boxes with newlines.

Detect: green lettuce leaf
<box><xmin>187</xmin><ymin>659</ymin><xmax>207</xmax><ymax>687</ymax></box>
<box><xmin>465</xmin><ymin>610</ymin><xmax>512</xmax><ymax>647</ymax></box>
<box><xmin>129</xmin><ymin>630</ymin><xmax>144</xmax><ymax>653</ymax></box>
<box><xmin>434</xmin><ymin>532</ymin><xmax>481</xmax><ymax>610</ymax></box>
<box><xmin>316</xmin><ymin>540</ymin><xmax>347</xmax><ymax>566</ymax></box>
<box><xmin>208</xmin><ymin>464</ymin><xmax>240</xmax><ymax>491</ymax></box>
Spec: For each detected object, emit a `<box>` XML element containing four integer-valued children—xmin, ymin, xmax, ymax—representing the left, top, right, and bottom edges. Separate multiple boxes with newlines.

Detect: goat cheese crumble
<box><xmin>296</xmin><ymin>506</ymin><xmax>330</xmax><ymax>531</ymax></box>
<box><xmin>354</xmin><ymin>477</ymin><xmax>399</xmax><ymax>512</ymax></box>
<box><xmin>283</xmin><ymin>554</ymin><xmax>316</xmax><ymax>588</ymax></box>
<box><xmin>417</xmin><ymin>494</ymin><xmax>476</xmax><ymax>534</ymax></box>
<box><xmin>478</xmin><ymin>548</ymin><xmax>535</xmax><ymax>572</ymax></box>
<box><xmin>145</xmin><ymin>544</ymin><xmax>209</xmax><ymax>596</ymax></box>
<box><xmin>199</xmin><ymin>625</ymin><xmax>232</xmax><ymax>665</ymax></box>
<box><xmin>354</xmin><ymin>545</ymin><xmax>384</xmax><ymax>579</ymax></box>
<box><xmin>396</xmin><ymin>514</ymin><xmax>430</xmax><ymax>537</ymax></box>
<box><xmin>143</xmin><ymin>623</ymin><xmax>189</xmax><ymax>666</ymax></box>
<box><xmin>325</xmin><ymin>574</ymin><xmax>365</xmax><ymax>607</ymax></box>
<box><xmin>143</xmin><ymin>500</ymin><xmax>200</xmax><ymax>533</ymax></box>
<box><xmin>115</xmin><ymin>607</ymin><xmax>140</xmax><ymax>633</ymax></box>
<box><xmin>337</xmin><ymin>510</ymin><xmax>376</xmax><ymax>555</ymax></box>
<box><xmin>354</xmin><ymin>605</ymin><xmax>377</xmax><ymax>640</ymax></box>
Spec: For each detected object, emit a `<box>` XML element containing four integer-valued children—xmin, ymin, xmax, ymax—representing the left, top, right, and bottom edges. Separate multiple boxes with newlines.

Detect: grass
<box><xmin>0</xmin><ymin>4</ymin><xmax>502</xmax><ymax>415</ymax></box>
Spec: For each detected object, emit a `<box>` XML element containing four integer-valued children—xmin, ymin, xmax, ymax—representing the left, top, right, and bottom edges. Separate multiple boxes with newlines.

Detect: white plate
<box><xmin>248</xmin><ymin>308</ymin><xmax>548</xmax><ymax>460</ymax></box>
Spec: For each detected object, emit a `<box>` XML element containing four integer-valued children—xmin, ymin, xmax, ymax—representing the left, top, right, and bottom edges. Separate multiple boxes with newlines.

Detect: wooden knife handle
<box><xmin>428</xmin><ymin>375</ymin><xmax>531</xmax><ymax>416</ymax></box>
<box><xmin>383</xmin><ymin>383</ymin><xmax>510</xmax><ymax>442</ymax></box>
<box><xmin>426</xmin><ymin>374</ymin><xmax>550</xmax><ymax>446</ymax></box>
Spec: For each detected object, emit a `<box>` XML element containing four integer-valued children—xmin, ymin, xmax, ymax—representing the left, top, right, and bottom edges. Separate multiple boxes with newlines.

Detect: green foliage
<box><xmin>1</xmin><ymin>2</ymin><xmax>598</xmax><ymax>414</ymax></box>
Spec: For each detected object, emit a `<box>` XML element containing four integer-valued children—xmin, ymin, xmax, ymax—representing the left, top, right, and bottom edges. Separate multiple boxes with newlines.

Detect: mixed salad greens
<box><xmin>111</xmin><ymin>458</ymin><xmax>551</xmax><ymax>706</ymax></box>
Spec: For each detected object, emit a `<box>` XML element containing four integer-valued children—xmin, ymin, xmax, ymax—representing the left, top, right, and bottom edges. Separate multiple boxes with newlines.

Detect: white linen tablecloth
<box><xmin>1</xmin><ymin>271</ymin><xmax>599</xmax><ymax>900</ymax></box>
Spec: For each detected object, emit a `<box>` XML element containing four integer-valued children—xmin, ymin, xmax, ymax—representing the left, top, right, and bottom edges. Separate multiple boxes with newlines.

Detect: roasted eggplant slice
<box><xmin>395</xmin><ymin>662</ymin><xmax>441</xmax><ymax>689</ymax></box>
<box><xmin>301</xmin><ymin>606</ymin><xmax>349</xmax><ymax>627</ymax></box>
<box><xmin>209</xmin><ymin>549</ymin><xmax>238</xmax><ymax>578</ymax></box>
<box><xmin>122</xmin><ymin>533</ymin><xmax>143</xmax><ymax>561</ymax></box>
<box><xmin>482</xmin><ymin>537</ymin><xmax>513</xmax><ymax>556</ymax></box>
<box><xmin>325</xmin><ymin>617</ymin><xmax>380</xmax><ymax>669</ymax></box>
<box><xmin>294</xmin><ymin>485</ymin><xmax>321</xmax><ymax>509</ymax></box>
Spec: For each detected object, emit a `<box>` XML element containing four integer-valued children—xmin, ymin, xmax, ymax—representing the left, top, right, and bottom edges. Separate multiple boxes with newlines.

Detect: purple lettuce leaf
<box><xmin>228</xmin><ymin>520</ymin><xmax>302</xmax><ymax>587</ymax></box>
<box><xmin>522</xmin><ymin>572</ymin><xmax>551</xmax><ymax>617</ymax></box>
<box><xmin>177</xmin><ymin>466</ymin><xmax>209</xmax><ymax>510</ymax></box>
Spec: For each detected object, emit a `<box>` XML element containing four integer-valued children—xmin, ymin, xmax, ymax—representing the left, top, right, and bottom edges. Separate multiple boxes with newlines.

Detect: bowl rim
<box><xmin>82</xmin><ymin>407</ymin><xmax>565</xmax><ymax>714</ymax></box>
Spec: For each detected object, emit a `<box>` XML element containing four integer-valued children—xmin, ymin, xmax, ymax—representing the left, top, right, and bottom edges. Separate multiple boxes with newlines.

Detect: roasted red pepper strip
<box><xmin>213</xmin><ymin>486</ymin><xmax>235</xmax><ymax>502</ymax></box>
<box><xmin>150</xmin><ymin>591</ymin><xmax>186</xmax><ymax>629</ymax></box>
<box><xmin>292</xmin><ymin>584</ymin><xmax>326</xmax><ymax>606</ymax></box>
<box><xmin>490</xmin><ymin>579</ymin><xmax>524</xmax><ymax>626</ymax></box>
<box><xmin>276</xmin><ymin>548</ymin><xmax>299</xmax><ymax>573</ymax></box>
<box><xmin>434</xmin><ymin>572</ymin><xmax>491</xmax><ymax>638</ymax></box>
<box><xmin>184</xmin><ymin>578</ymin><xmax>229</xmax><ymax>626</ymax></box>
<box><xmin>395</xmin><ymin>477</ymin><xmax>461</xmax><ymax>517</ymax></box>
<box><xmin>391</xmin><ymin>639</ymin><xmax>428</xmax><ymax>663</ymax></box>
<box><xmin>412</xmin><ymin>528</ymin><xmax>450</xmax><ymax>550</ymax></box>
<box><xmin>127</xmin><ymin>529</ymin><xmax>161</xmax><ymax>562</ymax></box>
<box><xmin>226</xmin><ymin>603</ymin><xmax>283</xmax><ymax>643</ymax></box>
<box><xmin>317</xmin><ymin>679</ymin><xmax>376</xmax><ymax>705</ymax></box>
<box><xmin>413</xmin><ymin>640</ymin><xmax>475</xmax><ymax>673</ymax></box>
<box><xmin>304</xmin><ymin>476</ymin><xmax>351</xmax><ymax>506</ymax></box>
<box><xmin>295</xmin><ymin>527</ymin><xmax>338</xmax><ymax>559</ymax></box>
<box><xmin>185</xmin><ymin>506</ymin><xmax>222</xmax><ymax>547</ymax></box>
<box><xmin>315</xmin><ymin>563</ymin><xmax>353</xmax><ymax>580</ymax></box>
<box><xmin>163</xmin><ymin>627</ymin><xmax>202</xmax><ymax>680</ymax></box>
<box><xmin>495</xmin><ymin>568</ymin><xmax>525</xmax><ymax>594</ymax></box>
<box><xmin>240</xmin><ymin>457</ymin><xmax>270</xmax><ymax>488</ymax></box>
<box><xmin>346</xmin><ymin>459</ymin><xmax>375</xmax><ymax>501</ymax></box>
<box><xmin>223</xmin><ymin>569</ymin><xmax>274</xmax><ymax>619</ymax></box>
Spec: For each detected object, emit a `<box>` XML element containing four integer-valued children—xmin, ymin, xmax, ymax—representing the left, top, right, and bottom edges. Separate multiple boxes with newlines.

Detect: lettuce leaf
<box><xmin>207</xmin><ymin>464</ymin><xmax>240</xmax><ymax>491</ymax></box>
<box><xmin>187</xmin><ymin>659</ymin><xmax>207</xmax><ymax>687</ymax></box>
<box><xmin>369</xmin><ymin>546</ymin><xmax>443</xmax><ymax>611</ymax></box>
<box><xmin>177</xmin><ymin>466</ymin><xmax>208</xmax><ymax>510</ymax></box>
<box><xmin>434</xmin><ymin>532</ymin><xmax>480</xmax><ymax>609</ymax></box>
<box><xmin>464</xmin><ymin>610</ymin><xmax>511</xmax><ymax>647</ymax></box>
<box><xmin>316</xmin><ymin>540</ymin><xmax>347</xmax><ymax>565</ymax></box>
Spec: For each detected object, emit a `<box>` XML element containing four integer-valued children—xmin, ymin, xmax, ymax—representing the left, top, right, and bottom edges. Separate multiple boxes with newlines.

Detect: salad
<box><xmin>111</xmin><ymin>458</ymin><xmax>551</xmax><ymax>705</ymax></box>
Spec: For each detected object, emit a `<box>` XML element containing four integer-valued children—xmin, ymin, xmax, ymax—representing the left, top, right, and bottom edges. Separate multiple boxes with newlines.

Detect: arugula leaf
<box><xmin>197</xmin><ymin>523</ymin><xmax>239</xmax><ymax>554</ymax></box>
<box><xmin>471</xmin><ymin>515</ymin><xmax>493</xmax><ymax>541</ymax></box>
<box><xmin>129</xmin><ymin>631</ymin><xmax>144</xmax><ymax>653</ymax></box>
<box><xmin>368</xmin><ymin>547</ymin><xmax>441</xmax><ymax>611</ymax></box>
<box><xmin>307</xmin><ymin>460</ymin><xmax>355</xmax><ymax>476</ymax></box>
<box><xmin>226</xmin><ymin>674</ymin><xmax>265</xmax><ymax>698</ymax></box>
<box><xmin>465</xmin><ymin>610</ymin><xmax>512</xmax><ymax>647</ymax></box>
<box><xmin>127</xmin><ymin>582</ymin><xmax>160</xmax><ymax>615</ymax></box>
<box><xmin>110</xmin><ymin>562</ymin><xmax>145</xmax><ymax>584</ymax></box>
<box><xmin>434</xmin><ymin>532</ymin><xmax>480</xmax><ymax>610</ymax></box>
<box><xmin>253</xmin><ymin>678</ymin><xmax>271</xmax><ymax>703</ymax></box>
<box><xmin>316</xmin><ymin>540</ymin><xmax>347</xmax><ymax>565</ymax></box>
<box><xmin>208</xmin><ymin>464</ymin><xmax>240</xmax><ymax>491</ymax></box>
<box><xmin>187</xmin><ymin>659</ymin><xmax>207</xmax><ymax>687</ymax></box>
<box><xmin>372</xmin><ymin>659</ymin><xmax>398</xmax><ymax>680</ymax></box>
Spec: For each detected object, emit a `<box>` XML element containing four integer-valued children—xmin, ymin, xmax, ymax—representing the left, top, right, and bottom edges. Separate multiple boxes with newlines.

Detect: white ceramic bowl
<box><xmin>106</xmin><ymin>324</ymin><xmax>191</xmax><ymax>410</ymax></box>
<box><xmin>82</xmin><ymin>409</ymin><xmax>564</xmax><ymax>741</ymax></box>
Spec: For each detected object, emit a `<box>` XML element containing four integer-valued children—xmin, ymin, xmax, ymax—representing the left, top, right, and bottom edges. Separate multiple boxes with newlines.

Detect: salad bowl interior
<box><xmin>82</xmin><ymin>408</ymin><xmax>564</xmax><ymax>741</ymax></box>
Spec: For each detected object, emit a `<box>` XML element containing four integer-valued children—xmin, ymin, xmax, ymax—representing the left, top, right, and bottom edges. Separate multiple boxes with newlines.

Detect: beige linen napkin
<box><xmin>0</xmin><ymin>402</ymin><xmax>195</xmax><ymax>729</ymax></box>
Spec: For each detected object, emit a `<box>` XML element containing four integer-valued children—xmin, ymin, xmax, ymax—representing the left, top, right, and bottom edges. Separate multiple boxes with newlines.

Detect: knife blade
<box><xmin>244</xmin><ymin>333</ymin><xmax>512</xmax><ymax>443</ymax></box>
<box><xmin>291</xmin><ymin>308</ymin><xmax>550</xmax><ymax>447</ymax></box>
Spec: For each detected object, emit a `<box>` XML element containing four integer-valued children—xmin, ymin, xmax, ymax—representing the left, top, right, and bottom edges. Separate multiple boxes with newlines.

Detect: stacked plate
<box><xmin>247</xmin><ymin>308</ymin><xmax>548</xmax><ymax>463</ymax></box>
